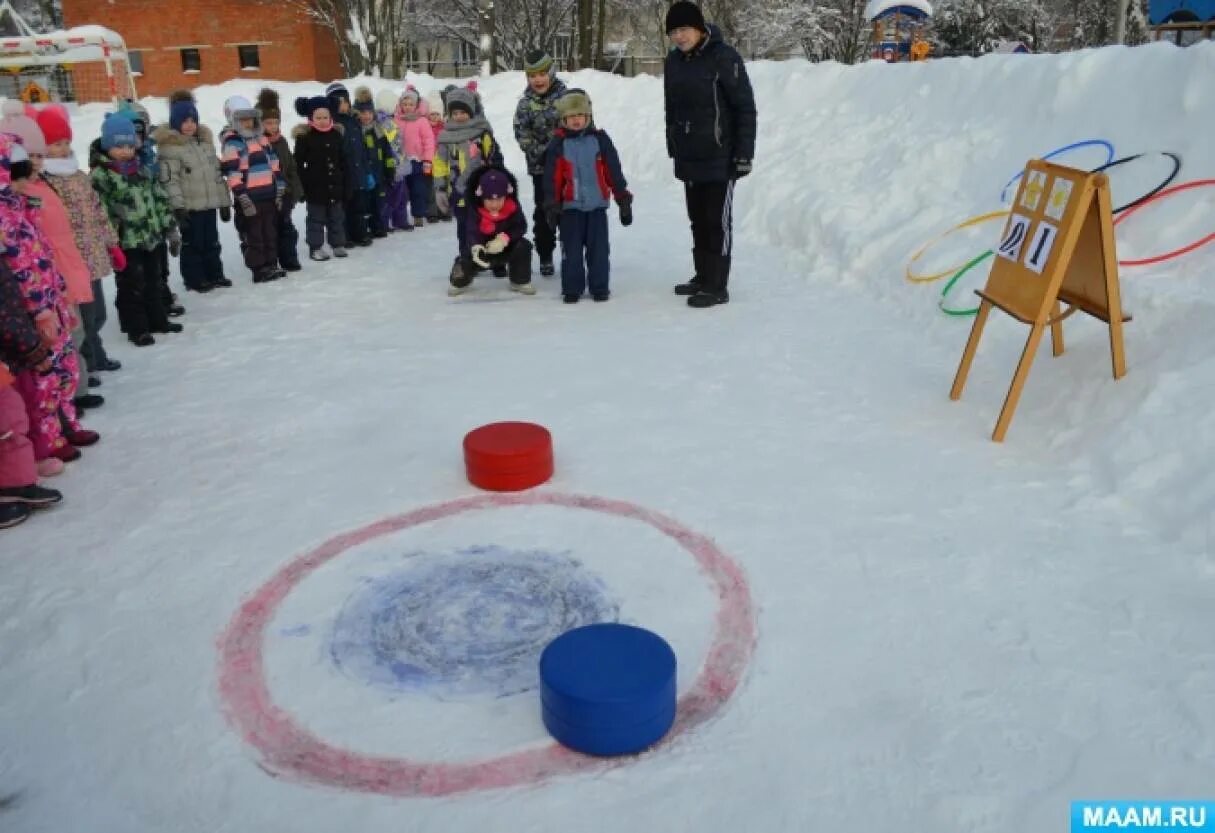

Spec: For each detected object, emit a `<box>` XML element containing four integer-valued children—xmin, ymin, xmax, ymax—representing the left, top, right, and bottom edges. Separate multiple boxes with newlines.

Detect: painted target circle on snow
<box><xmin>217</xmin><ymin>492</ymin><xmax>756</xmax><ymax>797</ymax></box>
<box><xmin>329</xmin><ymin>546</ymin><xmax>619</xmax><ymax>699</ymax></box>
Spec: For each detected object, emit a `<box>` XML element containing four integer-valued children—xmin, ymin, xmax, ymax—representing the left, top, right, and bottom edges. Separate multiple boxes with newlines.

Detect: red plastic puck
<box><xmin>463</xmin><ymin>422</ymin><xmax>554</xmax><ymax>491</ymax></box>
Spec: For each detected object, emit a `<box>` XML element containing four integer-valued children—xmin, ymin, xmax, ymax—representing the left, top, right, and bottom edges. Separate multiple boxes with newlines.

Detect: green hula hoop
<box><xmin>938</xmin><ymin>250</ymin><xmax>994</xmax><ymax>317</ymax></box>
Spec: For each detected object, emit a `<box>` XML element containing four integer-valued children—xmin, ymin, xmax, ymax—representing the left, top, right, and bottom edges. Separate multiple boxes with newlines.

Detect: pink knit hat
<box><xmin>0</xmin><ymin>99</ymin><xmax>47</xmax><ymax>155</ymax></box>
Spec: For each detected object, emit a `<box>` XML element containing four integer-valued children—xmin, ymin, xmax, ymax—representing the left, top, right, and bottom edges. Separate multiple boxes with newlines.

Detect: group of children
<box><xmin>0</xmin><ymin>59</ymin><xmax>637</xmax><ymax>530</ymax></box>
<box><xmin>444</xmin><ymin>51</ymin><xmax>634</xmax><ymax>303</ymax></box>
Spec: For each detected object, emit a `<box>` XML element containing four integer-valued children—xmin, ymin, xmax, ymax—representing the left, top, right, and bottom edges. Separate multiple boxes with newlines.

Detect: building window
<box><xmin>238</xmin><ymin>44</ymin><xmax>260</xmax><ymax>70</ymax></box>
<box><xmin>457</xmin><ymin>40</ymin><xmax>476</xmax><ymax>65</ymax></box>
<box><xmin>127</xmin><ymin>49</ymin><xmax>144</xmax><ymax>76</ymax></box>
<box><xmin>552</xmin><ymin>34</ymin><xmax>572</xmax><ymax>58</ymax></box>
<box><xmin>180</xmin><ymin>48</ymin><xmax>201</xmax><ymax>73</ymax></box>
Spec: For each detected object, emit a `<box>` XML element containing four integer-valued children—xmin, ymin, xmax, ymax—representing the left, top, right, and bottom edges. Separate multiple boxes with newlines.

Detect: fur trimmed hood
<box><xmin>292</xmin><ymin>122</ymin><xmax>345</xmax><ymax>140</ymax></box>
<box><xmin>152</xmin><ymin>123</ymin><xmax>216</xmax><ymax>147</ymax></box>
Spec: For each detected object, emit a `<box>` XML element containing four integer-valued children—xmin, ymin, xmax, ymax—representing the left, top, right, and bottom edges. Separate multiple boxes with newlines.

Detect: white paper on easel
<box><xmin>1044</xmin><ymin>178</ymin><xmax>1073</xmax><ymax>222</ymax></box>
<box><xmin>1023</xmin><ymin>221</ymin><xmax>1058</xmax><ymax>274</ymax></box>
<box><xmin>997</xmin><ymin>213</ymin><xmax>1032</xmax><ymax>263</ymax></box>
<box><xmin>1020</xmin><ymin>170</ymin><xmax>1048</xmax><ymax>212</ymax></box>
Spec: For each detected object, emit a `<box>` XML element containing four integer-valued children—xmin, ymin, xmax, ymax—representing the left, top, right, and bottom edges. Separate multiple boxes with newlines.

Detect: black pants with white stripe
<box><xmin>684</xmin><ymin>180</ymin><xmax>735</xmax><ymax>258</ymax></box>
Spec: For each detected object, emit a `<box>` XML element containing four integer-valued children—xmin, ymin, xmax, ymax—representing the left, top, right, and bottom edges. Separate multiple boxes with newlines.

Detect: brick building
<box><xmin>60</xmin><ymin>0</ymin><xmax>343</xmax><ymax>98</ymax></box>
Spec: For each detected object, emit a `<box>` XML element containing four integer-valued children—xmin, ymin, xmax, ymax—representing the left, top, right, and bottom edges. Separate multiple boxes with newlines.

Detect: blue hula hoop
<box><xmin>999</xmin><ymin>139</ymin><xmax>1116</xmax><ymax>204</ymax></box>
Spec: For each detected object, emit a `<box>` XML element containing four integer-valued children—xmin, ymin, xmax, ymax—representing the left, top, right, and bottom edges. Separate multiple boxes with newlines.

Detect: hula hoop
<box><xmin>938</xmin><ymin>250</ymin><xmax>993</xmax><ymax>317</ymax></box>
<box><xmin>905</xmin><ymin>211</ymin><xmax>1008</xmax><ymax>284</ymax></box>
<box><xmin>999</xmin><ymin>139</ymin><xmax>1116</xmax><ymax>204</ymax></box>
<box><xmin>1113</xmin><ymin>179</ymin><xmax>1215</xmax><ymax>267</ymax></box>
<box><xmin>1091</xmin><ymin>152</ymin><xmax>1182</xmax><ymax>214</ymax></box>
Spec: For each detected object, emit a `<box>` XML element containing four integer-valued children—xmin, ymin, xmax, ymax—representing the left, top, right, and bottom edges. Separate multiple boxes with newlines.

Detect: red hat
<box><xmin>34</xmin><ymin>104</ymin><xmax>72</xmax><ymax>146</ymax></box>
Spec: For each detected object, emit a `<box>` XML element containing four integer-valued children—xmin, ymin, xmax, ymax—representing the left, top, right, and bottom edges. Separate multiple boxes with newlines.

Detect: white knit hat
<box><xmin>425</xmin><ymin>90</ymin><xmax>445</xmax><ymax>116</ymax></box>
<box><xmin>375</xmin><ymin>89</ymin><xmax>398</xmax><ymax>114</ymax></box>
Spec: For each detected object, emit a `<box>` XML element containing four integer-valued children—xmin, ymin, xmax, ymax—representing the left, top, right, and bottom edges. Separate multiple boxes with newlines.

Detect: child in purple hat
<box><xmin>450</xmin><ymin>165</ymin><xmax>535</xmax><ymax>296</ymax></box>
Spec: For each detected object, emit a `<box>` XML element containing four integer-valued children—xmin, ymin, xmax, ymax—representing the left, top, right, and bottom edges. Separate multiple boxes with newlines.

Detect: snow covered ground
<box><xmin>2</xmin><ymin>41</ymin><xmax>1214</xmax><ymax>832</ymax></box>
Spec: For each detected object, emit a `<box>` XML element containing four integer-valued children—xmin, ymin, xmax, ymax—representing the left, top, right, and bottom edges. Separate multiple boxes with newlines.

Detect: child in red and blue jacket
<box><xmin>220</xmin><ymin>95</ymin><xmax>286</xmax><ymax>284</ymax></box>
<box><xmin>450</xmin><ymin>166</ymin><xmax>535</xmax><ymax>296</ymax></box>
<box><xmin>542</xmin><ymin>89</ymin><xmax>632</xmax><ymax>303</ymax></box>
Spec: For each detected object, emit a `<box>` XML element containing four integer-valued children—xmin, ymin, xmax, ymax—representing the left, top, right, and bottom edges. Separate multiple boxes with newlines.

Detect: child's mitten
<box><xmin>544</xmin><ymin>202</ymin><xmax>561</xmax><ymax>231</ymax></box>
<box><xmin>617</xmin><ymin>193</ymin><xmax>633</xmax><ymax>227</ymax></box>
<box><xmin>238</xmin><ymin>194</ymin><xmax>257</xmax><ymax>217</ymax></box>
<box><xmin>471</xmin><ymin>244</ymin><xmax>490</xmax><ymax>269</ymax></box>
<box><xmin>108</xmin><ymin>246</ymin><xmax>127</xmax><ymax>272</ymax></box>
<box><xmin>485</xmin><ymin>232</ymin><xmax>509</xmax><ymax>254</ymax></box>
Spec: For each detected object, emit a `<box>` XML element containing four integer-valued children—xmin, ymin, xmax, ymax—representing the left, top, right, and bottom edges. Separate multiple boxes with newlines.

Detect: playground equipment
<box><xmin>0</xmin><ymin>0</ymin><xmax>136</xmax><ymax>105</ymax></box>
<box><xmin>865</xmin><ymin>0</ymin><xmax>934</xmax><ymax>62</ymax></box>
<box><xmin>1149</xmin><ymin>0</ymin><xmax>1215</xmax><ymax>44</ymax></box>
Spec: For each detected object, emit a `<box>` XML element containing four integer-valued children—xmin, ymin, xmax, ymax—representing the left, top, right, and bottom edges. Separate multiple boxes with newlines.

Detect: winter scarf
<box><xmin>43</xmin><ymin>157</ymin><xmax>78</xmax><ymax>177</ymax></box>
<box><xmin>478</xmin><ymin>197</ymin><xmax>518</xmax><ymax>235</ymax></box>
<box><xmin>437</xmin><ymin>116</ymin><xmax>493</xmax><ymax>147</ymax></box>
<box><xmin>107</xmin><ymin>158</ymin><xmax>140</xmax><ymax>177</ymax></box>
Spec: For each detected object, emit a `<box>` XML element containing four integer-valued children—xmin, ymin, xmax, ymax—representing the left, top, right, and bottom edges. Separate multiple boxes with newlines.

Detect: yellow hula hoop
<box><xmin>905</xmin><ymin>211</ymin><xmax>1010</xmax><ymax>284</ymax></box>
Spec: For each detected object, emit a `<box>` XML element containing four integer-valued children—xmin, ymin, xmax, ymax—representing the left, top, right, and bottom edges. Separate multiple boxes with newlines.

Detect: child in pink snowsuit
<box><xmin>0</xmin><ymin>134</ymin><xmax>95</xmax><ymax>463</ymax></box>
<box><xmin>395</xmin><ymin>88</ymin><xmax>435</xmax><ymax>227</ymax></box>
<box><xmin>0</xmin><ymin>258</ymin><xmax>61</xmax><ymax>529</ymax></box>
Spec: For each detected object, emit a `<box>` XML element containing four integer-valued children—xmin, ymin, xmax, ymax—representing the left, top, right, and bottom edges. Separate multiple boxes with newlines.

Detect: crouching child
<box><xmin>450</xmin><ymin>166</ymin><xmax>534</xmax><ymax>296</ymax></box>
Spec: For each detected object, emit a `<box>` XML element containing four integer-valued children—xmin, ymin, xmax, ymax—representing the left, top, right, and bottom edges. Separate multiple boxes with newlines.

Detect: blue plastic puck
<box><xmin>539</xmin><ymin>623</ymin><xmax>677</xmax><ymax>756</ymax></box>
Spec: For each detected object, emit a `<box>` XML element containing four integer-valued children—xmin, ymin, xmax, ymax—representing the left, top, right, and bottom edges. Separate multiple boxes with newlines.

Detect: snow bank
<box><xmin>80</xmin><ymin>41</ymin><xmax>1214</xmax><ymax>547</ymax></box>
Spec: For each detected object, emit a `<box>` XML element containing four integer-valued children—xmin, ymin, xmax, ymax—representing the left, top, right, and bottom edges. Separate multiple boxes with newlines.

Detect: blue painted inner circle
<box><xmin>329</xmin><ymin>545</ymin><xmax>619</xmax><ymax>699</ymax></box>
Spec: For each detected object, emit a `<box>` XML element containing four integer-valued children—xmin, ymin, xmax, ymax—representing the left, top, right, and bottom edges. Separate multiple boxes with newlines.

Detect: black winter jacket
<box><xmin>293</xmin><ymin>124</ymin><xmax>348</xmax><ymax>206</ymax></box>
<box><xmin>663</xmin><ymin>25</ymin><xmax>757</xmax><ymax>183</ymax></box>
<box><xmin>335</xmin><ymin>112</ymin><xmax>367</xmax><ymax>196</ymax></box>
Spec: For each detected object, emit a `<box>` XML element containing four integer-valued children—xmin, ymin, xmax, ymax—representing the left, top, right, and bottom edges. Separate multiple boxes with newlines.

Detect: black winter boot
<box><xmin>674</xmin><ymin>250</ymin><xmax>706</xmax><ymax>296</ymax></box>
<box><xmin>449</xmin><ymin>255</ymin><xmax>474</xmax><ymax>289</ymax></box>
<box><xmin>688</xmin><ymin>253</ymin><xmax>730</xmax><ymax>308</ymax></box>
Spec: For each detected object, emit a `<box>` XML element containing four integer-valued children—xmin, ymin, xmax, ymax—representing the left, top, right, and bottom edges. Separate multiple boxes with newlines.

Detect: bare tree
<box><xmin>412</xmin><ymin>0</ymin><xmax>576</xmax><ymax>70</ymax></box>
<box><xmin>286</xmin><ymin>0</ymin><xmax>408</xmax><ymax>76</ymax></box>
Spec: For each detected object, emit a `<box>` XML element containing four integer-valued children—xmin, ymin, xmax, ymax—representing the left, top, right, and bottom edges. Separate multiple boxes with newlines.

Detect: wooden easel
<box><xmin>950</xmin><ymin>160</ymin><xmax>1130</xmax><ymax>442</ymax></box>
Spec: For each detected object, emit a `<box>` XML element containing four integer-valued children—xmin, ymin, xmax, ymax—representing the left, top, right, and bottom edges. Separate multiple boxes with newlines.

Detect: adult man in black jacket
<box><xmin>663</xmin><ymin>1</ymin><xmax>757</xmax><ymax>308</ymax></box>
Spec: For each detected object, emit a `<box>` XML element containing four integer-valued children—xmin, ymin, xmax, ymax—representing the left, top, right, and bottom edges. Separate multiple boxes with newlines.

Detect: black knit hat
<box><xmin>665</xmin><ymin>1</ymin><xmax>706</xmax><ymax>33</ymax></box>
<box><xmin>294</xmin><ymin>95</ymin><xmax>330</xmax><ymax>120</ymax></box>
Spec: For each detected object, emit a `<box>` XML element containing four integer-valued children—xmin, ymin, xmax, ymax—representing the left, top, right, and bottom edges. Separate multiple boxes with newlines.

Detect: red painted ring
<box><xmin>217</xmin><ymin>492</ymin><xmax>757</xmax><ymax>797</ymax></box>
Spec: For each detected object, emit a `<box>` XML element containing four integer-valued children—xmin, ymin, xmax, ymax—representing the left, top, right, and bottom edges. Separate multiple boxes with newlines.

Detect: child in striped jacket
<box><xmin>219</xmin><ymin>95</ymin><xmax>286</xmax><ymax>284</ymax></box>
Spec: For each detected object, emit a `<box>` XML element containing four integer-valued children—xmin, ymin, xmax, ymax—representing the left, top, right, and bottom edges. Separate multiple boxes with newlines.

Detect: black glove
<box><xmin>617</xmin><ymin>194</ymin><xmax>633</xmax><ymax>227</ymax></box>
<box><xmin>733</xmin><ymin>158</ymin><xmax>753</xmax><ymax>179</ymax></box>
<box><xmin>174</xmin><ymin>209</ymin><xmax>190</xmax><ymax>231</ymax></box>
<box><xmin>544</xmin><ymin>202</ymin><xmax>561</xmax><ymax>231</ymax></box>
<box><xmin>220</xmin><ymin>205</ymin><xmax>231</xmax><ymax>223</ymax></box>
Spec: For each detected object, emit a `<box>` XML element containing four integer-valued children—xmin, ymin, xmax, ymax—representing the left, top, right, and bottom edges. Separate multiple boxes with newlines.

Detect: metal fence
<box><xmin>387</xmin><ymin>54</ymin><xmax>668</xmax><ymax>79</ymax></box>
